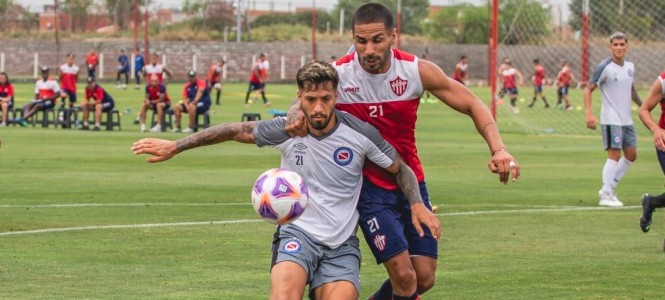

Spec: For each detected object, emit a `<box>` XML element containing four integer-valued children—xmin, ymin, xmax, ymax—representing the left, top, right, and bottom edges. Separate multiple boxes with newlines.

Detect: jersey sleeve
<box><xmin>51</xmin><ymin>81</ymin><xmax>61</xmax><ymax>93</ymax></box>
<box><xmin>182</xmin><ymin>83</ymin><xmax>190</xmax><ymax>98</ymax></box>
<box><xmin>590</xmin><ymin>58</ymin><xmax>611</xmax><ymax>85</ymax></box>
<box><xmin>8</xmin><ymin>84</ymin><xmax>13</xmax><ymax>97</ymax></box>
<box><xmin>197</xmin><ymin>80</ymin><xmax>206</xmax><ymax>90</ymax></box>
<box><xmin>94</xmin><ymin>87</ymin><xmax>104</xmax><ymax>102</ymax></box>
<box><xmin>253</xmin><ymin>117</ymin><xmax>291</xmax><ymax>147</ymax></box>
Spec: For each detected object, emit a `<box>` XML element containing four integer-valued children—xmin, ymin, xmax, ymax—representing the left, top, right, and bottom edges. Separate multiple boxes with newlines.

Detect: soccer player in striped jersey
<box><xmin>556</xmin><ymin>59</ymin><xmax>575</xmax><ymax>110</ymax></box>
<box><xmin>638</xmin><ymin>70</ymin><xmax>665</xmax><ymax>235</ymax></box>
<box><xmin>452</xmin><ymin>55</ymin><xmax>468</xmax><ymax>85</ymax></box>
<box><xmin>584</xmin><ymin>32</ymin><xmax>642</xmax><ymax>207</ymax></box>
<box><xmin>142</xmin><ymin>53</ymin><xmax>172</xmax><ymax>85</ymax></box>
<box><xmin>0</xmin><ymin>72</ymin><xmax>14</xmax><ymax>127</ymax></box>
<box><xmin>286</xmin><ymin>3</ymin><xmax>520</xmax><ymax>299</ymax></box>
<box><xmin>132</xmin><ymin>60</ymin><xmax>440</xmax><ymax>300</ymax></box>
<box><xmin>58</xmin><ymin>53</ymin><xmax>80</xmax><ymax>108</ymax></box>
<box><xmin>245</xmin><ymin>53</ymin><xmax>270</xmax><ymax>106</ymax></box>
<box><xmin>500</xmin><ymin>61</ymin><xmax>525</xmax><ymax>113</ymax></box>
<box><xmin>528</xmin><ymin>58</ymin><xmax>550</xmax><ymax>108</ymax></box>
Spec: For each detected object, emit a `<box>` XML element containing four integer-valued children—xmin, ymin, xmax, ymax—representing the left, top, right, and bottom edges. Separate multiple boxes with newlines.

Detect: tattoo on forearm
<box><xmin>395</xmin><ymin>160</ymin><xmax>424</xmax><ymax>206</ymax></box>
<box><xmin>175</xmin><ymin>122</ymin><xmax>255</xmax><ymax>153</ymax></box>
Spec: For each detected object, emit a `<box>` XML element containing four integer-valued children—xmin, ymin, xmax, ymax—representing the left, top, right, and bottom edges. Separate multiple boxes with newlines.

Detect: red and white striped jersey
<box><xmin>334</xmin><ymin>48</ymin><xmax>425</xmax><ymax>190</ymax></box>
<box><xmin>144</xmin><ymin>64</ymin><xmax>166</xmax><ymax>83</ymax></box>
<box><xmin>34</xmin><ymin>78</ymin><xmax>60</xmax><ymax>100</ymax></box>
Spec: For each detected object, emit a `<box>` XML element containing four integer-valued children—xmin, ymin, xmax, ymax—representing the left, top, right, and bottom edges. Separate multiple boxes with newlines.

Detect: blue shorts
<box><xmin>149</xmin><ymin>102</ymin><xmax>170</xmax><ymax>111</ymax></box>
<box><xmin>601</xmin><ymin>124</ymin><xmax>637</xmax><ymax>150</ymax></box>
<box><xmin>506</xmin><ymin>87</ymin><xmax>518</xmax><ymax>96</ymax></box>
<box><xmin>43</xmin><ymin>100</ymin><xmax>55</xmax><ymax>110</ymax></box>
<box><xmin>134</xmin><ymin>69</ymin><xmax>143</xmax><ymax>78</ymax></box>
<box><xmin>62</xmin><ymin>88</ymin><xmax>77</xmax><ymax>103</ymax></box>
<box><xmin>102</xmin><ymin>101</ymin><xmax>114</xmax><ymax>112</ymax></box>
<box><xmin>558</xmin><ymin>85</ymin><xmax>569</xmax><ymax>96</ymax></box>
<box><xmin>358</xmin><ymin>179</ymin><xmax>438</xmax><ymax>264</ymax></box>
<box><xmin>534</xmin><ymin>85</ymin><xmax>543</xmax><ymax>94</ymax></box>
<box><xmin>248</xmin><ymin>81</ymin><xmax>264</xmax><ymax>92</ymax></box>
<box><xmin>180</xmin><ymin>101</ymin><xmax>210</xmax><ymax>114</ymax></box>
<box><xmin>656</xmin><ymin>148</ymin><xmax>665</xmax><ymax>175</ymax></box>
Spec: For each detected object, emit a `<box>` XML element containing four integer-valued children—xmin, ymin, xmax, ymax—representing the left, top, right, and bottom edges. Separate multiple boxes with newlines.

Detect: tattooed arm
<box><xmin>131</xmin><ymin>122</ymin><xmax>257</xmax><ymax>163</ymax></box>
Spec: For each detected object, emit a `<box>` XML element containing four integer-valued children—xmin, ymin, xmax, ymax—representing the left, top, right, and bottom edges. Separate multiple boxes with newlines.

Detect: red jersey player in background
<box><xmin>287</xmin><ymin>3</ymin><xmax>520</xmax><ymax>300</ymax></box>
<box><xmin>0</xmin><ymin>72</ymin><xmax>14</xmax><ymax>126</ymax></box>
<box><xmin>139</xmin><ymin>74</ymin><xmax>171</xmax><ymax>133</ymax></box>
<box><xmin>58</xmin><ymin>53</ymin><xmax>80</xmax><ymax>108</ymax></box>
<box><xmin>556</xmin><ymin>59</ymin><xmax>575</xmax><ymax>110</ymax></box>
<box><xmin>638</xmin><ymin>70</ymin><xmax>665</xmax><ymax>237</ymax></box>
<box><xmin>81</xmin><ymin>76</ymin><xmax>115</xmax><ymax>131</ymax></box>
<box><xmin>142</xmin><ymin>53</ymin><xmax>173</xmax><ymax>85</ymax></box>
<box><xmin>452</xmin><ymin>55</ymin><xmax>468</xmax><ymax>85</ymax></box>
<box><xmin>15</xmin><ymin>67</ymin><xmax>61</xmax><ymax>127</ymax></box>
<box><xmin>528</xmin><ymin>58</ymin><xmax>550</xmax><ymax>108</ymax></box>
<box><xmin>500</xmin><ymin>61</ymin><xmax>525</xmax><ymax>113</ymax></box>
<box><xmin>206</xmin><ymin>57</ymin><xmax>225</xmax><ymax>105</ymax></box>
<box><xmin>85</xmin><ymin>48</ymin><xmax>99</xmax><ymax>79</ymax></box>
<box><xmin>244</xmin><ymin>53</ymin><xmax>270</xmax><ymax>106</ymax></box>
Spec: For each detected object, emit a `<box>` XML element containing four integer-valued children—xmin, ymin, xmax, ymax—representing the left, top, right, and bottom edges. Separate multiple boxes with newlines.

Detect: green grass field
<box><xmin>1</xmin><ymin>82</ymin><xmax>665</xmax><ymax>299</ymax></box>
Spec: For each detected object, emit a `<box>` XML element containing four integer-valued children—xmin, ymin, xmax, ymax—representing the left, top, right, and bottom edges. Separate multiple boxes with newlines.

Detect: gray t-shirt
<box><xmin>254</xmin><ymin>110</ymin><xmax>397</xmax><ymax>248</ymax></box>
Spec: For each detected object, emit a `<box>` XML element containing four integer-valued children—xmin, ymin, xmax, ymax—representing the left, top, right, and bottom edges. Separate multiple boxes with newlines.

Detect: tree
<box><xmin>569</xmin><ymin>0</ymin><xmax>665</xmax><ymax>40</ymax></box>
<box><xmin>63</xmin><ymin>0</ymin><xmax>93</xmax><ymax>32</ymax></box>
<box><xmin>333</xmin><ymin>0</ymin><xmax>429</xmax><ymax>34</ymax></box>
<box><xmin>499</xmin><ymin>0</ymin><xmax>550</xmax><ymax>45</ymax></box>
<box><xmin>251</xmin><ymin>11</ymin><xmax>336</xmax><ymax>33</ymax></box>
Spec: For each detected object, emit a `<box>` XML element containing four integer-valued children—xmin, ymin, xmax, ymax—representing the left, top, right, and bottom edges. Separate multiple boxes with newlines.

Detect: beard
<box><xmin>306</xmin><ymin>113</ymin><xmax>331</xmax><ymax>130</ymax></box>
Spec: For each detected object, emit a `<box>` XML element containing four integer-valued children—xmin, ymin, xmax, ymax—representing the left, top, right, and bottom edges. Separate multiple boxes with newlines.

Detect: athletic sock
<box><xmin>216</xmin><ymin>91</ymin><xmax>221</xmax><ymax>104</ymax></box>
<box><xmin>261</xmin><ymin>91</ymin><xmax>268</xmax><ymax>103</ymax></box>
<box><xmin>392</xmin><ymin>291</ymin><xmax>420</xmax><ymax>300</ymax></box>
<box><xmin>611</xmin><ymin>157</ymin><xmax>633</xmax><ymax>190</ymax></box>
<box><xmin>244</xmin><ymin>91</ymin><xmax>251</xmax><ymax>103</ymax></box>
<box><xmin>601</xmin><ymin>158</ymin><xmax>618</xmax><ymax>193</ymax></box>
<box><xmin>650</xmin><ymin>193</ymin><xmax>665</xmax><ymax>208</ymax></box>
<box><xmin>542</xmin><ymin>97</ymin><xmax>549</xmax><ymax>105</ymax></box>
<box><xmin>370</xmin><ymin>279</ymin><xmax>393</xmax><ymax>300</ymax></box>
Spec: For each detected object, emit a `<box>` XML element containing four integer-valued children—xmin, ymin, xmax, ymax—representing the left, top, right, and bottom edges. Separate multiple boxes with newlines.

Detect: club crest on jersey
<box><xmin>333</xmin><ymin>147</ymin><xmax>353</xmax><ymax>166</ymax></box>
<box><xmin>373</xmin><ymin>234</ymin><xmax>386</xmax><ymax>251</ymax></box>
<box><xmin>390</xmin><ymin>76</ymin><xmax>408</xmax><ymax>96</ymax></box>
<box><xmin>627</xmin><ymin>68</ymin><xmax>633</xmax><ymax>77</ymax></box>
<box><xmin>282</xmin><ymin>238</ymin><xmax>302</xmax><ymax>253</ymax></box>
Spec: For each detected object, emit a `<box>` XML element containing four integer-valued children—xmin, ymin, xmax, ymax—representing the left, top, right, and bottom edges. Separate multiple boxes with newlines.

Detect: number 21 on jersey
<box><xmin>368</xmin><ymin>105</ymin><xmax>383</xmax><ymax>118</ymax></box>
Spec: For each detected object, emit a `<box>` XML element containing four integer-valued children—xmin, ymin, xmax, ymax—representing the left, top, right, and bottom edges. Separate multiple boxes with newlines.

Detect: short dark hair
<box><xmin>461</xmin><ymin>55</ymin><xmax>467</xmax><ymax>60</ymax></box>
<box><xmin>352</xmin><ymin>3</ymin><xmax>394</xmax><ymax>32</ymax></box>
<box><xmin>296</xmin><ymin>60</ymin><xmax>339</xmax><ymax>91</ymax></box>
<box><xmin>533</xmin><ymin>59</ymin><xmax>540</xmax><ymax>63</ymax></box>
<box><xmin>0</xmin><ymin>72</ymin><xmax>9</xmax><ymax>84</ymax></box>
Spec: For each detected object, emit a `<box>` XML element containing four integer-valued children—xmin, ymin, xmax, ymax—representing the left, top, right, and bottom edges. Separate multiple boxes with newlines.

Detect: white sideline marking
<box><xmin>0</xmin><ymin>205</ymin><xmax>640</xmax><ymax>237</ymax></box>
<box><xmin>0</xmin><ymin>203</ymin><xmax>250</xmax><ymax>208</ymax></box>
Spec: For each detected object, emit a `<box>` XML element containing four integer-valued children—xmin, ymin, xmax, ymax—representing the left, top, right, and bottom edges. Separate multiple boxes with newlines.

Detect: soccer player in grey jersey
<box><xmin>132</xmin><ymin>61</ymin><xmax>441</xmax><ymax>300</ymax></box>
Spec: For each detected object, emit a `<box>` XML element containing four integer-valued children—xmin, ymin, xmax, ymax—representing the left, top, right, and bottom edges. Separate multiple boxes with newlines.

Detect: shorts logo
<box><xmin>390</xmin><ymin>76</ymin><xmax>408</xmax><ymax>96</ymax></box>
<box><xmin>373</xmin><ymin>234</ymin><xmax>386</xmax><ymax>252</ymax></box>
<box><xmin>614</xmin><ymin>136</ymin><xmax>622</xmax><ymax>144</ymax></box>
<box><xmin>333</xmin><ymin>147</ymin><xmax>353</xmax><ymax>166</ymax></box>
<box><xmin>282</xmin><ymin>239</ymin><xmax>302</xmax><ymax>253</ymax></box>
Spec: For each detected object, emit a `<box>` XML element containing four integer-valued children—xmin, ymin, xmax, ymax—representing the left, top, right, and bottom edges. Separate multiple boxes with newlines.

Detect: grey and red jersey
<box><xmin>334</xmin><ymin>49</ymin><xmax>424</xmax><ymax>190</ymax></box>
<box><xmin>254</xmin><ymin>111</ymin><xmax>397</xmax><ymax>248</ymax></box>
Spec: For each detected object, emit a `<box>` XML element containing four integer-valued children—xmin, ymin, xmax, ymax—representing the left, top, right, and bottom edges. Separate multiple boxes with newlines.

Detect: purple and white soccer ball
<box><xmin>251</xmin><ymin>168</ymin><xmax>308</xmax><ymax>225</ymax></box>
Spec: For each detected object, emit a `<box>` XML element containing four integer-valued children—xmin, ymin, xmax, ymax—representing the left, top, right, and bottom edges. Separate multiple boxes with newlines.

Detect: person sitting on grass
<box><xmin>15</xmin><ymin>67</ymin><xmax>61</xmax><ymax>127</ymax></box>
<box><xmin>81</xmin><ymin>77</ymin><xmax>115</xmax><ymax>131</ymax></box>
<box><xmin>172</xmin><ymin>70</ymin><xmax>210</xmax><ymax>133</ymax></box>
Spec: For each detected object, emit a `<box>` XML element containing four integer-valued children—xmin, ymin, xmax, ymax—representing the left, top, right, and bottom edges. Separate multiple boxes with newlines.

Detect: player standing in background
<box><xmin>116</xmin><ymin>49</ymin><xmax>130</xmax><ymax>89</ymax></box>
<box><xmin>244</xmin><ymin>53</ymin><xmax>270</xmax><ymax>106</ymax></box>
<box><xmin>584</xmin><ymin>32</ymin><xmax>642</xmax><ymax>207</ymax></box>
<box><xmin>496</xmin><ymin>57</ymin><xmax>511</xmax><ymax>100</ymax></box>
<box><xmin>81</xmin><ymin>77</ymin><xmax>115</xmax><ymax>131</ymax></box>
<box><xmin>142</xmin><ymin>53</ymin><xmax>173</xmax><ymax>85</ymax></box>
<box><xmin>501</xmin><ymin>61</ymin><xmax>525</xmax><ymax>113</ymax></box>
<box><xmin>556</xmin><ymin>59</ymin><xmax>575</xmax><ymax>110</ymax></box>
<box><xmin>133</xmin><ymin>49</ymin><xmax>145</xmax><ymax>89</ymax></box>
<box><xmin>528</xmin><ymin>58</ymin><xmax>550</xmax><ymax>108</ymax></box>
<box><xmin>132</xmin><ymin>61</ymin><xmax>439</xmax><ymax>300</ymax></box>
<box><xmin>86</xmin><ymin>48</ymin><xmax>99</xmax><ymax>79</ymax></box>
<box><xmin>452</xmin><ymin>55</ymin><xmax>468</xmax><ymax>85</ymax></box>
<box><xmin>58</xmin><ymin>53</ymin><xmax>79</xmax><ymax>109</ymax></box>
<box><xmin>139</xmin><ymin>74</ymin><xmax>171</xmax><ymax>133</ymax></box>
<box><xmin>638</xmin><ymin>70</ymin><xmax>665</xmax><ymax>234</ymax></box>
<box><xmin>286</xmin><ymin>4</ymin><xmax>520</xmax><ymax>299</ymax></box>
<box><xmin>206</xmin><ymin>57</ymin><xmax>225</xmax><ymax>105</ymax></box>
<box><xmin>172</xmin><ymin>70</ymin><xmax>211</xmax><ymax>133</ymax></box>
<box><xmin>15</xmin><ymin>67</ymin><xmax>61</xmax><ymax>127</ymax></box>
<box><xmin>0</xmin><ymin>72</ymin><xmax>14</xmax><ymax>127</ymax></box>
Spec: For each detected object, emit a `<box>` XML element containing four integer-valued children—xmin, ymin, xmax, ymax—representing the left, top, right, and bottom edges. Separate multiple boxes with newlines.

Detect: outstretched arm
<box><xmin>385</xmin><ymin>157</ymin><xmax>441</xmax><ymax>240</ymax></box>
<box><xmin>132</xmin><ymin>122</ymin><xmax>257</xmax><ymax>162</ymax></box>
<box><xmin>420</xmin><ymin>60</ymin><xmax>520</xmax><ymax>184</ymax></box>
<box><xmin>639</xmin><ymin>79</ymin><xmax>665</xmax><ymax>151</ymax></box>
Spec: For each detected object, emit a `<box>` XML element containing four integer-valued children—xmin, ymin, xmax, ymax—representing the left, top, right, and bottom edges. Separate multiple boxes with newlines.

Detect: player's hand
<box><xmin>653</xmin><ymin>128</ymin><xmax>665</xmax><ymax>151</ymax></box>
<box><xmin>488</xmin><ymin>150</ymin><xmax>520</xmax><ymax>185</ymax></box>
<box><xmin>410</xmin><ymin>203</ymin><xmax>441</xmax><ymax>240</ymax></box>
<box><xmin>285</xmin><ymin>103</ymin><xmax>308</xmax><ymax>137</ymax></box>
<box><xmin>585</xmin><ymin>114</ymin><xmax>597</xmax><ymax>130</ymax></box>
<box><xmin>131</xmin><ymin>138</ymin><xmax>177</xmax><ymax>163</ymax></box>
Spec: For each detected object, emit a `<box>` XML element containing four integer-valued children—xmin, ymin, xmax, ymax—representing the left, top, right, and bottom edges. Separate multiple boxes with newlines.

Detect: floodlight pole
<box><xmin>236</xmin><ymin>0</ymin><xmax>242</xmax><ymax>43</ymax></box>
<box><xmin>144</xmin><ymin>0</ymin><xmax>150</xmax><ymax>58</ymax></box>
<box><xmin>489</xmin><ymin>0</ymin><xmax>498</xmax><ymax>120</ymax></box>
<box><xmin>396</xmin><ymin>0</ymin><xmax>402</xmax><ymax>49</ymax></box>
<box><xmin>581</xmin><ymin>0</ymin><xmax>590</xmax><ymax>84</ymax></box>
<box><xmin>312</xmin><ymin>0</ymin><xmax>317</xmax><ymax>60</ymax></box>
<box><xmin>134</xmin><ymin>0</ymin><xmax>139</xmax><ymax>51</ymax></box>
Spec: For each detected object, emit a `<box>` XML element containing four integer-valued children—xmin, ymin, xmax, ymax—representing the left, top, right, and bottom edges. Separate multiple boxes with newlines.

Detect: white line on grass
<box><xmin>0</xmin><ymin>205</ymin><xmax>640</xmax><ymax>237</ymax></box>
<box><xmin>0</xmin><ymin>203</ymin><xmax>250</xmax><ymax>208</ymax></box>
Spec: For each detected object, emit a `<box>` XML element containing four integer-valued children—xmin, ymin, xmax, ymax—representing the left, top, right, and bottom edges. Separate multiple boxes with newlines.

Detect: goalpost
<box><xmin>490</xmin><ymin>0</ymin><xmax>663</xmax><ymax>136</ymax></box>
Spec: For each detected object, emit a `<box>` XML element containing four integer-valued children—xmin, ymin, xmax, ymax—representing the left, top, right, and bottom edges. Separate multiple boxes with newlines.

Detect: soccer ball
<box><xmin>251</xmin><ymin>168</ymin><xmax>308</xmax><ymax>225</ymax></box>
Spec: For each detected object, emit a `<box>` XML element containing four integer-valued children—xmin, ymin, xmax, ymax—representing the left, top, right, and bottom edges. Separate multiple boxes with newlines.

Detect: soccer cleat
<box><xmin>133</xmin><ymin>117</ymin><xmax>140</xmax><ymax>125</ymax></box>
<box><xmin>640</xmin><ymin>194</ymin><xmax>654</xmax><ymax>233</ymax></box>
<box><xmin>265</xmin><ymin>101</ymin><xmax>272</xmax><ymax>107</ymax></box>
<box><xmin>182</xmin><ymin>127</ymin><xmax>193</xmax><ymax>133</ymax></box>
<box><xmin>140</xmin><ymin>124</ymin><xmax>147</xmax><ymax>132</ymax></box>
<box><xmin>150</xmin><ymin>124</ymin><xmax>162</xmax><ymax>132</ymax></box>
<box><xmin>17</xmin><ymin>118</ymin><xmax>28</xmax><ymax>127</ymax></box>
<box><xmin>0</xmin><ymin>122</ymin><xmax>6</xmax><ymax>127</ymax></box>
<box><xmin>92</xmin><ymin>126</ymin><xmax>101</xmax><ymax>131</ymax></box>
<box><xmin>599</xmin><ymin>190</ymin><xmax>623</xmax><ymax>207</ymax></box>
<box><xmin>170</xmin><ymin>127</ymin><xmax>181</xmax><ymax>133</ymax></box>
